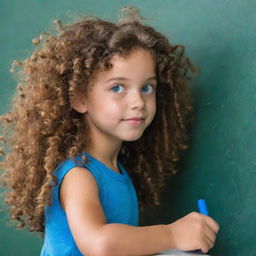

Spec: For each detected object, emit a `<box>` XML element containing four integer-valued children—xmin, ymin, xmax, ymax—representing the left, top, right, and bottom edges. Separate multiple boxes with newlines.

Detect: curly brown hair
<box><xmin>0</xmin><ymin>6</ymin><xmax>198</xmax><ymax>234</ymax></box>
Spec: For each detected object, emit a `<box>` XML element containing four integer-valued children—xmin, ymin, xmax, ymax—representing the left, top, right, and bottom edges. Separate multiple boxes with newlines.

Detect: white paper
<box><xmin>154</xmin><ymin>249</ymin><xmax>210</xmax><ymax>256</ymax></box>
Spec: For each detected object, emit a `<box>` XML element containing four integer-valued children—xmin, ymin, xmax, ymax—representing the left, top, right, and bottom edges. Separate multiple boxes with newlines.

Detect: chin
<box><xmin>122</xmin><ymin>133</ymin><xmax>144</xmax><ymax>142</ymax></box>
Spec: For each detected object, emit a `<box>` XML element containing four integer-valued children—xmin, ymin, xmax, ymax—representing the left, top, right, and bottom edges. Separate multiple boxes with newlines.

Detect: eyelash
<box><xmin>110</xmin><ymin>84</ymin><xmax>156</xmax><ymax>94</ymax></box>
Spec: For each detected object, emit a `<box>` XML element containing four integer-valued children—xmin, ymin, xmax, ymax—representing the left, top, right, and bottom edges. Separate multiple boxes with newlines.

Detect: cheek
<box><xmin>96</xmin><ymin>99</ymin><xmax>124</xmax><ymax>119</ymax></box>
<box><xmin>148</xmin><ymin>98</ymin><xmax>156</xmax><ymax>117</ymax></box>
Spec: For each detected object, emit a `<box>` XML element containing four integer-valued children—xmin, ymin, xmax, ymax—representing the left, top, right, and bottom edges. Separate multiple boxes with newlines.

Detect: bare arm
<box><xmin>60</xmin><ymin>167</ymin><xmax>219</xmax><ymax>256</ymax></box>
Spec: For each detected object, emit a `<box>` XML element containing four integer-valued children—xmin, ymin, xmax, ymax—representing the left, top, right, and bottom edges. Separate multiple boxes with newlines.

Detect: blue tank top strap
<box><xmin>81</xmin><ymin>152</ymin><xmax>129</xmax><ymax>183</ymax></box>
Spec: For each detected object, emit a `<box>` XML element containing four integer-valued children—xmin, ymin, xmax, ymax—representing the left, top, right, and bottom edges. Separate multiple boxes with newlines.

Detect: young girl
<box><xmin>0</xmin><ymin>6</ymin><xmax>219</xmax><ymax>256</ymax></box>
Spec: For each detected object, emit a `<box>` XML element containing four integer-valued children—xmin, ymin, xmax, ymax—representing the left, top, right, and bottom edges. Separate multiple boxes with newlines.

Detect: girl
<box><xmin>0</xmin><ymin>6</ymin><xmax>219</xmax><ymax>256</ymax></box>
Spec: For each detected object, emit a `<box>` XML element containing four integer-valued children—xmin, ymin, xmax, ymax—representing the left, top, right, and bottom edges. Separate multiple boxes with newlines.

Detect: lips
<box><xmin>122</xmin><ymin>117</ymin><xmax>145</xmax><ymax>124</ymax></box>
<box><xmin>123</xmin><ymin>117</ymin><xmax>144</xmax><ymax>121</ymax></box>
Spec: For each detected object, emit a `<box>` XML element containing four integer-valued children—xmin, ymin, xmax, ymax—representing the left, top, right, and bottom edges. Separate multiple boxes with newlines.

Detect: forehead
<box><xmin>111</xmin><ymin>48</ymin><xmax>155</xmax><ymax>69</ymax></box>
<box><xmin>93</xmin><ymin>48</ymin><xmax>156</xmax><ymax>84</ymax></box>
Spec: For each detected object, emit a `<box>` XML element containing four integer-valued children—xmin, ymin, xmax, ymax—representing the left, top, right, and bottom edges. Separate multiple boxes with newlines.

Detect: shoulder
<box><xmin>53</xmin><ymin>154</ymin><xmax>94</xmax><ymax>185</ymax></box>
<box><xmin>59</xmin><ymin>166</ymin><xmax>99</xmax><ymax>211</ymax></box>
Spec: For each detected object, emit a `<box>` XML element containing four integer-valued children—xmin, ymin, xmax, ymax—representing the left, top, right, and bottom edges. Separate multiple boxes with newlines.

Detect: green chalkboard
<box><xmin>1</xmin><ymin>0</ymin><xmax>255</xmax><ymax>255</ymax></box>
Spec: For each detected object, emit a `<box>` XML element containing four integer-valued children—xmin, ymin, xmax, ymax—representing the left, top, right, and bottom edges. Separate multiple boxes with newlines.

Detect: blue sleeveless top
<box><xmin>40</xmin><ymin>153</ymin><xmax>139</xmax><ymax>256</ymax></box>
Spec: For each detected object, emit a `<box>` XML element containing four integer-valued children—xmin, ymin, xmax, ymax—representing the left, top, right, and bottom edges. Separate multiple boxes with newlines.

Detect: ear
<box><xmin>71</xmin><ymin>94</ymin><xmax>87</xmax><ymax>114</ymax></box>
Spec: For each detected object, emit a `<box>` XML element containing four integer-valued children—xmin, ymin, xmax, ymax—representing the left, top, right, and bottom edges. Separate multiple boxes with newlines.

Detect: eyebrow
<box><xmin>105</xmin><ymin>76</ymin><xmax>157</xmax><ymax>83</ymax></box>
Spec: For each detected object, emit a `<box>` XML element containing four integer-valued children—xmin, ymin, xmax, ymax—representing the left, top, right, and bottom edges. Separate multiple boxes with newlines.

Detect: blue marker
<box><xmin>198</xmin><ymin>199</ymin><xmax>209</xmax><ymax>216</ymax></box>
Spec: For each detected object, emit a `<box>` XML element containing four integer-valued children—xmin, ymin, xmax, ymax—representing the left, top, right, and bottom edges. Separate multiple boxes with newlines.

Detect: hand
<box><xmin>167</xmin><ymin>212</ymin><xmax>219</xmax><ymax>253</ymax></box>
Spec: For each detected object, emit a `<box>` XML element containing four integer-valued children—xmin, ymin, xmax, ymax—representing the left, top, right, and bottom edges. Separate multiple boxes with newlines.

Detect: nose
<box><xmin>129</xmin><ymin>91</ymin><xmax>145</xmax><ymax>110</ymax></box>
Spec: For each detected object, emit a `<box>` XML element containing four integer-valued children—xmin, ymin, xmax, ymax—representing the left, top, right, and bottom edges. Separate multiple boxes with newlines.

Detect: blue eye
<box><xmin>142</xmin><ymin>84</ymin><xmax>154</xmax><ymax>93</ymax></box>
<box><xmin>111</xmin><ymin>84</ymin><xmax>124</xmax><ymax>93</ymax></box>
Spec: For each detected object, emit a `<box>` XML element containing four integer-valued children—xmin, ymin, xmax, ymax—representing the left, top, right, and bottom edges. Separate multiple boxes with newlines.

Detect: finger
<box><xmin>200</xmin><ymin>239</ymin><xmax>210</xmax><ymax>254</ymax></box>
<box><xmin>201</xmin><ymin>235</ymin><xmax>214</xmax><ymax>253</ymax></box>
<box><xmin>204</xmin><ymin>215</ymin><xmax>220</xmax><ymax>233</ymax></box>
<box><xmin>204</xmin><ymin>223</ymin><xmax>217</xmax><ymax>244</ymax></box>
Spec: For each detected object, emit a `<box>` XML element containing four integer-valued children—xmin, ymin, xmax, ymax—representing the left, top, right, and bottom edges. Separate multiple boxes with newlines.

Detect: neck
<box><xmin>86</xmin><ymin>131</ymin><xmax>122</xmax><ymax>170</ymax></box>
<box><xmin>88</xmin><ymin>145</ymin><xmax>121</xmax><ymax>169</ymax></box>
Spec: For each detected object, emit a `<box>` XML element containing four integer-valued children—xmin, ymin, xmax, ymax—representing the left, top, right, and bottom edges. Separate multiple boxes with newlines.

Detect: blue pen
<box><xmin>189</xmin><ymin>199</ymin><xmax>209</xmax><ymax>254</ymax></box>
<box><xmin>198</xmin><ymin>199</ymin><xmax>209</xmax><ymax>216</ymax></box>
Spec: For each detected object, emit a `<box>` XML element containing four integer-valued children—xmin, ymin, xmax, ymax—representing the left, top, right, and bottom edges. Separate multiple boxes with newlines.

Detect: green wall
<box><xmin>0</xmin><ymin>0</ymin><xmax>255</xmax><ymax>255</ymax></box>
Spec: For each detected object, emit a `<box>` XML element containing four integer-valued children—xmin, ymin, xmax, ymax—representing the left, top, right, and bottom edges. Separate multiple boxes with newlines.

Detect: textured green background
<box><xmin>0</xmin><ymin>0</ymin><xmax>255</xmax><ymax>255</ymax></box>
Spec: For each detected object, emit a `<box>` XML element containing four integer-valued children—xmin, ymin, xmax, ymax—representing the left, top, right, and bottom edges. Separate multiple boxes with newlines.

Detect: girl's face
<box><xmin>80</xmin><ymin>48</ymin><xmax>157</xmax><ymax>144</ymax></box>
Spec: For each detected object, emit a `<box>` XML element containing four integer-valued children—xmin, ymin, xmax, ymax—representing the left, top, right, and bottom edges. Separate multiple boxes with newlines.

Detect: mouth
<box><xmin>122</xmin><ymin>117</ymin><xmax>145</xmax><ymax>125</ymax></box>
